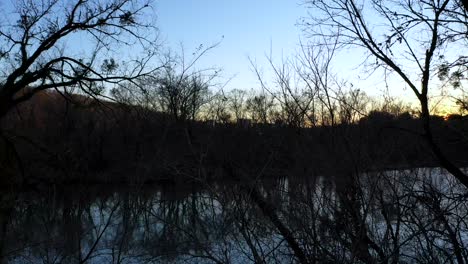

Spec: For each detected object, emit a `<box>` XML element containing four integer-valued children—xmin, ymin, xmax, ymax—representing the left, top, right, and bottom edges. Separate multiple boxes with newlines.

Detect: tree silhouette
<box><xmin>0</xmin><ymin>0</ymin><xmax>158</xmax><ymax>118</ymax></box>
<box><xmin>304</xmin><ymin>0</ymin><xmax>468</xmax><ymax>187</ymax></box>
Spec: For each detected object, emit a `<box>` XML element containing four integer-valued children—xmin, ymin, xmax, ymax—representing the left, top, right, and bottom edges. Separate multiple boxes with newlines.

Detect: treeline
<box><xmin>110</xmin><ymin>63</ymin><xmax>419</xmax><ymax>127</ymax></box>
<box><xmin>2</xmin><ymin>89</ymin><xmax>467</xmax><ymax>186</ymax></box>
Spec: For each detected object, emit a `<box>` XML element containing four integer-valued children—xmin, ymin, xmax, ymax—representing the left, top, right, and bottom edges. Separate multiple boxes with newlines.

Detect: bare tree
<box><xmin>245</xmin><ymin>93</ymin><xmax>274</xmax><ymax>124</ymax></box>
<box><xmin>336</xmin><ymin>88</ymin><xmax>369</xmax><ymax>124</ymax></box>
<box><xmin>297</xmin><ymin>38</ymin><xmax>342</xmax><ymax>126</ymax></box>
<box><xmin>131</xmin><ymin>44</ymin><xmax>221</xmax><ymax>122</ymax></box>
<box><xmin>0</xmin><ymin>0</ymin><xmax>159</xmax><ymax>119</ymax></box>
<box><xmin>153</xmin><ymin>68</ymin><xmax>211</xmax><ymax>122</ymax></box>
<box><xmin>251</xmin><ymin>55</ymin><xmax>317</xmax><ymax>127</ymax></box>
<box><xmin>227</xmin><ymin>89</ymin><xmax>247</xmax><ymax>122</ymax></box>
<box><xmin>204</xmin><ymin>91</ymin><xmax>231</xmax><ymax>124</ymax></box>
<box><xmin>304</xmin><ymin>0</ymin><xmax>468</xmax><ymax>186</ymax></box>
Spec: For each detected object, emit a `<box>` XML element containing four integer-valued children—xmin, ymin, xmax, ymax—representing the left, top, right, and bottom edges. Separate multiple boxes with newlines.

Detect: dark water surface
<box><xmin>2</xmin><ymin>181</ymin><xmax>292</xmax><ymax>263</ymax></box>
<box><xmin>2</xmin><ymin>168</ymin><xmax>468</xmax><ymax>263</ymax></box>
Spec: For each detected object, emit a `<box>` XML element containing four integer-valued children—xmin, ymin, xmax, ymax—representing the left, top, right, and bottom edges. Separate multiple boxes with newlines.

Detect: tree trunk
<box><xmin>420</xmin><ymin>97</ymin><xmax>468</xmax><ymax>188</ymax></box>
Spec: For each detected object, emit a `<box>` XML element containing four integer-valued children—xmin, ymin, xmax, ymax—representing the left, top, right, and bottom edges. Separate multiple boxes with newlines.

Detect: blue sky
<box><xmin>153</xmin><ymin>1</ymin><xmax>406</xmax><ymax>99</ymax></box>
<box><xmin>0</xmin><ymin>0</ymin><xmax>308</xmax><ymax>92</ymax></box>
<box><xmin>2</xmin><ymin>0</ymin><xmax>458</xmax><ymax>112</ymax></box>
<box><xmin>155</xmin><ymin>0</ymin><xmax>307</xmax><ymax>91</ymax></box>
<box><xmin>153</xmin><ymin>1</ymin><xmax>464</xmax><ymax>114</ymax></box>
<box><xmin>0</xmin><ymin>0</ymin><xmax>410</xmax><ymax>98</ymax></box>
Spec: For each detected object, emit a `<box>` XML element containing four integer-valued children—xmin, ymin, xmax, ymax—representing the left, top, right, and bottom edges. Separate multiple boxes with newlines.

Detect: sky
<box><xmin>154</xmin><ymin>0</ymin><xmax>308</xmax><ymax>91</ymax></box>
<box><xmin>1</xmin><ymin>0</ymin><xmax>461</xmax><ymax>113</ymax></box>
<box><xmin>153</xmin><ymin>1</ymin><xmax>414</xmax><ymax>100</ymax></box>
<box><xmin>153</xmin><ymin>0</ymin><xmax>465</xmax><ymax>114</ymax></box>
<box><xmin>0</xmin><ymin>0</ymin><xmax>310</xmax><ymax>92</ymax></box>
<box><xmin>0</xmin><ymin>0</ymin><xmax>427</xmax><ymax>102</ymax></box>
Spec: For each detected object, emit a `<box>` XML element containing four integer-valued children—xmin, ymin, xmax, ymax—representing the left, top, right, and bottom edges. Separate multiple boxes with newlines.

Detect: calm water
<box><xmin>2</xmin><ymin>168</ymin><xmax>468</xmax><ymax>263</ymax></box>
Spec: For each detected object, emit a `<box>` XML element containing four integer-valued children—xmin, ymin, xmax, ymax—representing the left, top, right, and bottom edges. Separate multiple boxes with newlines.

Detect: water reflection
<box><xmin>3</xmin><ymin>183</ymin><xmax>282</xmax><ymax>263</ymax></box>
<box><xmin>2</xmin><ymin>168</ymin><xmax>468</xmax><ymax>263</ymax></box>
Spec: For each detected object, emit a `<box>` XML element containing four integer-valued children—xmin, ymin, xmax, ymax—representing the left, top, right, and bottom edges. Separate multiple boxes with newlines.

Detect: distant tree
<box><xmin>337</xmin><ymin>88</ymin><xmax>368</xmax><ymax>124</ymax></box>
<box><xmin>227</xmin><ymin>89</ymin><xmax>247</xmax><ymax>121</ymax></box>
<box><xmin>246</xmin><ymin>94</ymin><xmax>274</xmax><ymax>124</ymax></box>
<box><xmin>304</xmin><ymin>0</ymin><xmax>468</xmax><ymax>186</ymax></box>
<box><xmin>297</xmin><ymin>37</ymin><xmax>342</xmax><ymax>126</ymax></box>
<box><xmin>251</xmin><ymin>55</ymin><xmax>317</xmax><ymax>127</ymax></box>
<box><xmin>110</xmin><ymin>43</ymin><xmax>221</xmax><ymax>122</ymax></box>
<box><xmin>0</xmin><ymin>0</ymin><xmax>159</xmax><ymax>119</ymax></box>
<box><xmin>153</xmin><ymin>69</ymin><xmax>210</xmax><ymax>122</ymax></box>
<box><xmin>149</xmin><ymin>44</ymin><xmax>221</xmax><ymax>122</ymax></box>
<box><xmin>204</xmin><ymin>92</ymin><xmax>231</xmax><ymax>123</ymax></box>
<box><xmin>359</xmin><ymin>110</ymin><xmax>395</xmax><ymax>125</ymax></box>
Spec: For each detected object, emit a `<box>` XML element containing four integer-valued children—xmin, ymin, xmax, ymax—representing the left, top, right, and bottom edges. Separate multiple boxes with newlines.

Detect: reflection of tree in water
<box><xmin>2</xmin><ymin>169</ymin><xmax>468</xmax><ymax>263</ymax></box>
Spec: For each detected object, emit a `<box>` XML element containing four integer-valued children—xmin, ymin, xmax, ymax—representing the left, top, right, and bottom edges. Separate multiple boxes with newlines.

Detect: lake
<box><xmin>2</xmin><ymin>168</ymin><xmax>467</xmax><ymax>263</ymax></box>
